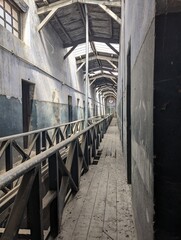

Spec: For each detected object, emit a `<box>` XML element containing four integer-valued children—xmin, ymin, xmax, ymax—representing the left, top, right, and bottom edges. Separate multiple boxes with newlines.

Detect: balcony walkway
<box><xmin>58</xmin><ymin>118</ymin><xmax>136</xmax><ymax>240</ymax></box>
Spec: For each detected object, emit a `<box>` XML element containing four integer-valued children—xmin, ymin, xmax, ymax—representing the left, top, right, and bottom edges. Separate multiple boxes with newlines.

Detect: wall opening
<box><xmin>22</xmin><ymin>80</ymin><xmax>35</xmax><ymax>148</ymax></box>
<box><xmin>68</xmin><ymin>95</ymin><xmax>73</xmax><ymax>122</ymax></box>
<box><xmin>127</xmin><ymin>43</ymin><xmax>132</xmax><ymax>184</ymax></box>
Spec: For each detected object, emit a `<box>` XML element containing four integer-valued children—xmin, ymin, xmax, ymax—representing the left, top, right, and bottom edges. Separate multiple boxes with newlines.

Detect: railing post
<box><xmin>71</xmin><ymin>140</ymin><xmax>80</xmax><ymax>190</ymax></box>
<box><xmin>5</xmin><ymin>141</ymin><xmax>13</xmax><ymax>189</ymax></box>
<box><xmin>48</xmin><ymin>152</ymin><xmax>60</xmax><ymax>237</ymax></box>
<box><xmin>27</xmin><ymin>167</ymin><xmax>43</xmax><ymax>240</ymax></box>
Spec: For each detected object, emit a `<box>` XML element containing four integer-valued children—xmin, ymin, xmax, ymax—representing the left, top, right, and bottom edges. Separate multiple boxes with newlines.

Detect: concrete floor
<box><xmin>57</xmin><ymin>118</ymin><xmax>136</xmax><ymax>240</ymax></box>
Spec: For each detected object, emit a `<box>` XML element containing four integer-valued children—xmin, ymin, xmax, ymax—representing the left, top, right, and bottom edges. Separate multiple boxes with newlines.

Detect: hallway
<box><xmin>59</xmin><ymin>118</ymin><xmax>136</xmax><ymax>240</ymax></box>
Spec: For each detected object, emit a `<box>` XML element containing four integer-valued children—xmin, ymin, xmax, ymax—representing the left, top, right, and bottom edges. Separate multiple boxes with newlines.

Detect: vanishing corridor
<box><xmin>59</xmin><ymin>118</ymin><xmax>136</xmax><ymax>240</ymax></box>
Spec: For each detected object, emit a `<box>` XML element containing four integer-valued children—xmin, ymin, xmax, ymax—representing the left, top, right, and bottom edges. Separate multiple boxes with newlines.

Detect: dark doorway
<box><xmin>83</xmin><ymin>100</ymin><xmax>85</xmax><ymax>119</ymax></box>
<box><xmin>127</xmin><ymin>44</ymin><xmax>132</xmax><ymax>184</ymax></box>
<box><xmin>68</xmin><ymin>95</ymin><xmax>73</xmax><ymax>122</ymax></box>
<box><xmin>22</xmin><ymin>80</ymin><xmax>35</xmax><ymax>147</ymax></box>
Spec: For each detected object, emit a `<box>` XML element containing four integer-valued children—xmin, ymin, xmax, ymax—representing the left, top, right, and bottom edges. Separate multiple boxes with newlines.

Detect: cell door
<box><xmin>127</xmin><ymin>44</ymin><xmax>132</xmax><ymax>184</ymax></box>
<box><xmin>68</xmin><ymin>95</ymin><xmax>73</xmax><ymax>122</ymax></box>
<box><xmin>22</xmin><ymin>80</ymin><xmax>34</xmax><ymax>147</ymax></box>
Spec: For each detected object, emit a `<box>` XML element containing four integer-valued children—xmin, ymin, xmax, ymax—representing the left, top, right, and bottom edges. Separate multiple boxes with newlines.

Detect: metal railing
<box><xmin>0</xmin><ymin>115</ymin><xmax>112</xmax><ymax>240</ymax></box>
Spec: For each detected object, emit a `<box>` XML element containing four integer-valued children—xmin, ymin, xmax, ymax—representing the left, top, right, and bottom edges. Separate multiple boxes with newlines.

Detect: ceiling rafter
<box><xmin>37</xmin><ymin>8</ymin><xmax>58</xmax><ymax>31</ymax></box>
<box><xmin>89</xmin><ymin>73</ymin><xmax>116</xmax><ymax>81</ymax></box>
<box><xmin>89</xmin><ymin>73</ymin><xmax>117</xmax><ymax>86</ymax></box>
<box><xmin>77</xmin><ymin>3</ymin><xmax>102</xmax><ymax>72</ymax></box>
<box><xmin>99</xmin><ymin>4</ymin><xmax>121</xmax><ymax>25</ymax></box>
<box><xmin>76</xmin><ymin>54</ymin><xmax>118</xmax><ymax>64</ymax></box>
<box><xmin>103</xmin><ymin>91</ymin><xmax>117</xmax><ymax>97</ymax></box>
<box><xmin>63</xmin><ymin>37</ymin><xmax>119</xmax><ymax>48</ymax></box>
<box><xmin>98</xmin><ymin>87</ymin><xmax>117</xmax><ymax>94</ymax></box>
<box><xmin>37</xmin><ymin>0</ymin><xmax>121</xmax><ymax>15</ymax></box>
<box><xmin>64</xmin><ymin>45</ymin><xmax>78</xmax><ymax>60</ymax></box>
<box><xmin>106</xmin><ymin>43</ymin><xmax>119</xmax><ymax>55</ymax></box>
<box><xmin>87</xmin><ymin>66</ymin><xmax>118</xmax><ymax>73</ymax></box>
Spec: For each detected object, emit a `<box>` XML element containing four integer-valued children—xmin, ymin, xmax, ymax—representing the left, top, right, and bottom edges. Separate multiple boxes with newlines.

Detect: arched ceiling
<box><xmin>35</xmin><ymin>0</ymin><xmax>121</xmax><ymax>99</ymax></box>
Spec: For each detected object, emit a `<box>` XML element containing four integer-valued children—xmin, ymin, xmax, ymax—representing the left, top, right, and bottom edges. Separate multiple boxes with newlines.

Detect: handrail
<box><xmin>0</xmin><ymin>115</ymin><xmax>113</xmax><ymax>240</ymax></box>
<box><xmin>0</xmin><ymin>118</ymin><xmax>104</xmax><ymax>189</ymax></box>
<box><xmin>0</xmin><ymin>119</ymin><xmax>85</xmax><ymax>142</ymax></box>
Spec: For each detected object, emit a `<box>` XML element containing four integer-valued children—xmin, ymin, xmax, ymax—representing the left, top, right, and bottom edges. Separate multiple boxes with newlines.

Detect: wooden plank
<box><xmin>59</xmin><ymin>118</ymin><xmax>136</xmax><ymax>240</ymax></box>
<box><xmin>102</xmin><ymin>156</ymin><xmax>117</xmax><ymax>240</ymax></box>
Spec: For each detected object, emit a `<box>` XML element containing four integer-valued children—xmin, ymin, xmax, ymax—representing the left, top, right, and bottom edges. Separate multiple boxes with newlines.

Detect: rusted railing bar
<box><xmin>0</xmin><ymin>117</ymin><xmax>109</xmax><ymax>190</ymax></box>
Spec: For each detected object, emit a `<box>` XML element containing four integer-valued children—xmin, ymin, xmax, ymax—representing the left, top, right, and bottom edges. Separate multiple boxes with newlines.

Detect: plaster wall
<box><xmin>0</xmin><ymin>0</ymin><xmax>104</xmax><ymax>137</ymax></box>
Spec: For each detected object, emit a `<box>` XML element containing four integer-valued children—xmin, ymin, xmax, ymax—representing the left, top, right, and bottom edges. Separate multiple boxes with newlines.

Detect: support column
<box><xmin>85</xmin><ymin>4</ymin><xmax>89</xmax><ymax>127</ymax></box>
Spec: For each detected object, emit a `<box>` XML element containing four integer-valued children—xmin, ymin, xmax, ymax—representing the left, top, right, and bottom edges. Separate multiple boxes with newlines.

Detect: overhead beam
<box><xmin>86</xmin><ymin>66</ymin><xmax>118</xmax><ymax>73</ymax></box>
<box><xmin>98</xmin><ymin>88</ymin><xmax>117</xmax><ymax>94</ymax></box>
<box><xmin>63</xmin><ymin>36</ymin><xmax>119</xmax><ymax>48</ymax></box>
<box><xmin>89</xmin><ymin>73</ymin><xmax>116</xmax><ymax>81</ymax></box>
<box><xmin>37</xmin><ymin>8</ymin><xmax>58</xmax><ymax>31</ymax></box>
<box><xmin>76</xmin><ymin>62</ymin><xmax>85</xmax><ymax>72</ymax></box>
<box><xmin>64</xmin><ymin>45</ymin><xmax>78</xmax><ymax>60</ymax></box>
<box><xmin>106</xmin><ymin>43</ymin><xmax>119</xmax><ymax>55</ymax></box>
<box><xmin>103</xmin><ymin>91</ymin><xmax>117</xmax><ymax>97</ymax></box>
<box><xmin>37</xmin><ymin>0</ymin><xmax>121</xmax><ymax>15</ymax></box>
<box><xmin>106</xmin><ymin>60</ymin><xmax>118</xmax><ymax>69</ymax></box>
<box><xmin>99</xmin><ymin>4</ymin><xmax>121</xmax><ymax>25</ymax></box>
<box><xmin>76</xmin><ymin>54</ymin><xmax>118</xmax><ymax>64</ymax></box>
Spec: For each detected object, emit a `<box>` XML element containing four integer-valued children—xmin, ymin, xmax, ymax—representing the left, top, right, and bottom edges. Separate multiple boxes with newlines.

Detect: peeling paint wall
<box><xmin>0</xmin><ymin>0</ymin><xmax>104</xmax><ymax>137</ymax></box>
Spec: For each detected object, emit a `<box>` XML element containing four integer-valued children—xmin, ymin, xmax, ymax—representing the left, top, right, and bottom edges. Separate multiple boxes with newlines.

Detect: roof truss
<box><xmin>37</xmin><ymin>0</ymin><xmax>121</xmax><ymax>15</ymax></box>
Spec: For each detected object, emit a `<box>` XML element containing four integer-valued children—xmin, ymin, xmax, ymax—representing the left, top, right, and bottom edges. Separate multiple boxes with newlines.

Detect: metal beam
<box><xmin>106</xmin><ymin>43</ymin><xmax>119</xmax><ymax>55</ymax></box>
<box><xmin>89</xmin><ymin>73</ymin><xmax>116</xmax><ymax>81</ymax></box>
<box><xmin>99</xmin><ymin>4</ymin><xmax>121</xmax><ymax>25</ymax></box>
<box><xmin>76</xmin><ymin>54</ymin><xmax>118</xmax><ymax>64</ymax></box>
<box><xmin>106</xmin><ymin>60</ymin><xmax>118</xmax><ymax>69</ymax></box>
<box><xmin>86</xmin><ymin>66</ymin><xmax>118</xmax><ymax>73</ymax></box>
<box><xmin>89</xmin><ymin>75</ymin><xmax>117</xmax><ymax>86</ymax></box>
<box><xmin>85</xmin><ymin>4</ymin><xmax>89</xmax><ymax>127</ymax></box>
<box><xmin>63</xmin><ymin>36</ymin><xmax>119</xmax><ymax>48</ymax></box>
<box><xmin>37</xmin><ymin>8</ymin><xmax>58</xmax><ymax>31</ymax></box>
<box><xmin>37</xmin><ymin>0</ymin><xmax>121</xmax><ymax>15</ymax></box>
<box><xmin>64</xmin><ymin>45</ymin><xmax>78</xmax><ymax>60</ymax></box>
